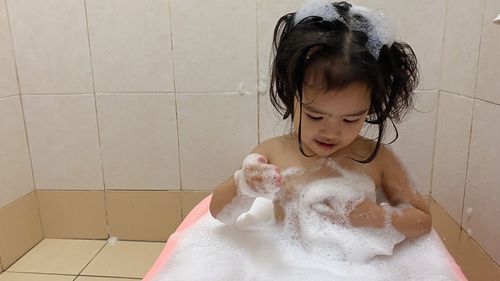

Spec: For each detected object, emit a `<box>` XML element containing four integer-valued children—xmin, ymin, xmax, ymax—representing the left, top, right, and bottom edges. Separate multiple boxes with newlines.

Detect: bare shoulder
<box><xmin>376</xmin><ymin>145</ymin><xmax>413</xmax><ymax>179</ymax></box>
<box><xmin>250</xmin><ymin>135</ymin><xmax>293</xmax><ymax>164</ymax></box>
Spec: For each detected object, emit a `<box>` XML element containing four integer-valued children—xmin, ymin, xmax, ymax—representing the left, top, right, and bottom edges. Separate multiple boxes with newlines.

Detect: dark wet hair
<box><xmin>269</xmin><ymin>1</ymin><xmax>419</xmax><ymax>163</ymax></box>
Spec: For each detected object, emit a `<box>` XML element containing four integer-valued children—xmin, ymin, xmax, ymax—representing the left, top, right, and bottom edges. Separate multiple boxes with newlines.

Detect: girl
<box><xmin>210</xmin><ymin>1</ymin><xmax>431</xmax><ymax>242</ymax></box>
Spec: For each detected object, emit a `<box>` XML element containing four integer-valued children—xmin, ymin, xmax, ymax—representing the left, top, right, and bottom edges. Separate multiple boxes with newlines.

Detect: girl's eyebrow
<box><xmin>303</xmin><ymin>105</ymin><xmax>369</xmax><ymax>117</ymax></box>
<box><xmin>344</xmin><ymin>108</ymin><xmax>370</xmax><ymax>117</ymax></box>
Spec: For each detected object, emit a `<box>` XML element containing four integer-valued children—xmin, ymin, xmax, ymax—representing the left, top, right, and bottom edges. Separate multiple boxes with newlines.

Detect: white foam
<box><xmin>293</xmin><ymin>1</ymin><xmax>396</xmax><ymax>58</ymax></box>
<box><xmin>350</xmin><ymin>5</ymin><xmax>396</xmax><ymax>58</ymax></box>
<box><xmin>279</xmin><ymin>168</ymin><xmax>405</xmax><ymax>263</ymax></box>
<box><xmin>294</xmin><ymin>0</ymin><xmax>339</xmax><ymax>24</ymax></box>
<box><xmin>234</xmin><ymin>153</ymin><xmax>282</xmax><ymax>200</ymax></box>
<box><xmin>153</xmin><ymin>166</ymin><xmax>465</xmax><ymax>281</ymax></box>
<box><xmin>215</xmin><ymin>194</ymin><xmax>255</xmax><ymax>225</ymax></box>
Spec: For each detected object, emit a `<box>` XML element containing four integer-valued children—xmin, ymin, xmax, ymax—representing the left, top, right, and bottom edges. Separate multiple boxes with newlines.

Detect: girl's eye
<box><xmin>343</xmin><ymin>119</ymin><xmax>360</xmax><ymax>123</ymax></box>
<box><xmin>306</xmin><ymin>114</ymin><xmax>323</xmax><ymax>120</ymax></box>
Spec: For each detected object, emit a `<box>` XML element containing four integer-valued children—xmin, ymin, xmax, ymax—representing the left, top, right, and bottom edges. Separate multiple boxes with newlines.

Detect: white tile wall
<box><xmin>170</xmin><ymin>0</ymin><xmax>257</xmax><ymax>93</ymax></box>
<box><xmin>440</xmin><ymin>0</ymin><xmax>484</xmax><ymax>97</ymax></box>
<box><xmin>476</xmin><ymin>0</ymin><xmax>500</xmax><ymax>104</ymax></box>
<box><xmin>6</xmin><ymin>0</ymin><xmax>92</xmax><ymax>94</ymax></box>
<box><xmin>258</xmin><ymin>93</ymin><xmax>290</xmax><ymax>142</ymax></box>
<box><xmin>431</xmin><ymin>92</ymin><xmax>474</xmax><ymax>223</ymax></box>
<box><xmin>388</xmin><ymin>90</ymin><xmax>439</xmax><ymax>196</ymax></box>
<box><xmin>85</xmin><ymin>0</ymin><xmax>174</xmax><ymax>93</ymax></box>
<box><xmin>463</xmin><ymin>100</ymin><xmax>500</xmax><ymax>264</ymax></box>
<box><xmin>257</xmin><ymin>0</ymin><xmax>303</xmax><ymax>94</ymax></box>
<box><xmin>96</xmin><ymin>93</ymin><xmax>180</xmax><ymax>190</ymax></box>
<box><xmin>177</xmin><ymin>93</ymin><xmax>258</xmax><ymax>190</ymax></box>
<box><xmin>0</xmin><ymin>0</ymin><xmax>18</xmax><ymax>98</ymax></box>
<box><xmin>22</xmin><ymin>95</ymin><xmax>103</xmax><ymax>189</ymax></box>
<box><xmin>0</xmin><ymin>96</ymin><xmax>34</xmax><ymax>208</ymax></box>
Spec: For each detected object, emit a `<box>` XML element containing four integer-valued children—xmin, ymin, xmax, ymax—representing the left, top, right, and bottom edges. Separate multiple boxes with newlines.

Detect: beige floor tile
<box><xmin>75</xmin><ymin>277</ymin><xmax>139</xmax><ymax>281</ymax></box>
<box><xmin>7</xmin><ymin>239</ymin><xmax>106</xmax><ymax>275</ymax></box>
<box><xmin>81</xmin><ymin>241</ymin><xmax>164</xmax><ymax>279</ymax></box>
<box><xmin>0</xmin><ymin>272</ymin><xmax>76</xmax><ymax>281</ymax></box>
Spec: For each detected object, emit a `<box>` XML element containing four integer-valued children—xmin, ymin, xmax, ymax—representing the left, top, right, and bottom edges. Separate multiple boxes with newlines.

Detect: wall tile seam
<box><xmin>18</xmin><ymin>92</ymin><xmax>94</xmax><ymax>95</ymax></box>
<box><xmin>414</xmin><ymin>88</ymin><xmax>439</xmax><ymax>93</ymax></box>
<box><xmin>256</xmin><ymin>0</ymin><xmax>261</xmax><ymax>144</ymax></box>
<box><xmin>437</xmin><ymin>0</ymin><xmax>450</xmax><ymax>92</ymax></box>
<box><xmin>4</xmin><ymin>0</ymin><xmax>22</xmax><ymax>97</ymax></box>
<box><xmin>0</xmin><ymin>191</ymin><xmax>35</xmax><ymax>216</ymax></box>
<box><xmin>437</xmin><ymin>93</ymin><xmax>500</xmax><ymax>107</ymax></box>
<box><xmin>33</xmin><ymin>189</ymin><xmax>188</xmax><ymax>192</ymax></box>
<box><xmin>82</xmin><ymin>0</ymin><xmax>105</xmax><ymax>190</ymax></box>
<box><xmin>0</xmin><ymin>94</ymin><xmax>19</xmax><ymax>100</ymax></box>
<box><xmin>95</xmin><ymin>92</ymin><xmax>176</xmax><ymax>95</ymax></box>
<box><xmin>429</xmin><ymin>91</ymin><xmax>442</xmax><ymax>198</ymax></box>
<box><xmin>76</xmin><ymin>241</ymin><xmax>107</xmax><ymax>277</ymax></box>
<box><xmin>459</xmin><ymin>99</ymin><xmax>476</xmax><ymax>229</ymax></box>
<box><xmin>432</xmin><ymin>198</ymin><xmax>500</xmax><ymax>268</ymax></box>
<box><xmin>175</xmin><ymin>91</ymin><xmax>259</xmax><ymax>95</ymax></box>
<box><xmin>437</xmin><ymin>89</ymin><xmax>473</xmax><ymax>99</ymax></box>
<box><xmin>167</xmin><ymin>0</ymin><xmax>182</xmax><ymax>200</ymax></box>
<box><xmin>20</xmin><ymin>92</ymin><xmax>179</xmax><ymax>96</ymax></box>
<box><xmin>3</xmin><ymin>0</ymin><xmax>38</xmax><ymax>204</ymax></box>
<box><xmin>472</xmin><ymin>0</ymin><xmax>487</xmax><ymax>100</ymax></box>
<box><xmin>457</xmin><ymin>229</ymin><xmax>500</xmax><ymax>269</ymax></box>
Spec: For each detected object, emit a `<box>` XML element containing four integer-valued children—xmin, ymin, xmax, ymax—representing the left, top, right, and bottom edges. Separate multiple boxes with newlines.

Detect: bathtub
<box><xmin>142</xmin><ymin>194</ymin><xmax>468</xmax><ymax>281</ymax></box>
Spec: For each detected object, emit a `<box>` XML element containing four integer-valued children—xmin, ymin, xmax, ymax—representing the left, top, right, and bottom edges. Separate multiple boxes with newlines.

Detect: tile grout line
<box><xmin>168</xmin><ymin>0</ymin><xmax>184</xmax><ymax>219</ymax></box>
<box><xmin>428</xmin><ymin>91</ymin><xmax>442</xmax><ymax>198</ymax></box>
<box><xmin>436</xmin><ymin>0</ymin><xmax>449</xmax><ymax>95</ymax></box>
<box><xmin>458</xmin><ymin>0</ymin><xmax>487</xmax><ymax>241</ymax></box>
<box><xmin>472</xmin><ymin>0</ymin><xmax>486</xmax><ymax>100</ymax></box>
<box><xmin>82</xmin><ymin>0</ymin><xmax>111</xmax><ymax>237</ymax></box>
<box><xmin>76</xmin><ymin>240</ymin><xmax>108</xmax><ymax>277</ymax></box>
<box><xmin>4</xmin><ymin>0</ymin><xmax>45</xmax><ymax>238</ymax></box>
<box><xmin>255</xmin><ymin>0</ymin><xmax>261</xmax><ymax>144</ymax></box>
<box><xmin>429</xmin><ymin>0</ymin><xmax>450</xmax><ymax>199</ymax></box>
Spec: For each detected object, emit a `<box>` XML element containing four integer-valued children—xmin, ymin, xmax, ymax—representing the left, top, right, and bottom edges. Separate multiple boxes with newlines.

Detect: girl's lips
<box><xmin>315</xmin><ymin>139</ymin><xmax>337</xmax><ymax>149</ymax></box>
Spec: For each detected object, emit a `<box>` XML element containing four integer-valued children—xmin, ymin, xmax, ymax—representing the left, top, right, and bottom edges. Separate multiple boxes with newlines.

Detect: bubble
<box><xmin>237</xmin><ymin>82</ymin><xmax>246</xmax><ymax>95</ymax></box>
<box><xmin>465</xmin><ymin>207</ymin><xmax>473</xmax><ymax>220</ymax></box>
<box><xmin>350</xmin><ymin>5</ymin><xmax>396</xmax><ymax>58</ymax></box>
<box><xmin>154</xmin><ymin>162</ymin><xmax>465</xmax><ymax>281</ymax></box>
<box><xmin>107</xmin><ymin>236</ymin><xmax>118</xmax><ymax>246</ymax></box>
<box><xmin>294</xmin><ymin>0</ymin><xmax>339</xmax><ymax>24</ymax></box>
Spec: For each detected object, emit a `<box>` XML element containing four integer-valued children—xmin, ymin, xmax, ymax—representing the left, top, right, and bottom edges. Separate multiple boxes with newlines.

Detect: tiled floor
<box><xmin>0</xmin><ymin>239</ymin><xmax>164</xmax><ymax>281</ymax></box>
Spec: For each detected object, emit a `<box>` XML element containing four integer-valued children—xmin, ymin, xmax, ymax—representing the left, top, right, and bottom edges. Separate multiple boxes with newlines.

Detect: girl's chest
<box><xmin>270</xmin><ymin>145</ymin><xmax>383</xmax><ymax>189</ymax></box>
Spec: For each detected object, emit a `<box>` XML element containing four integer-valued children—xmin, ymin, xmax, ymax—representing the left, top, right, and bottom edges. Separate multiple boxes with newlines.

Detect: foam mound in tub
<box><xmin>143</xmin><ymin>193</ymin><xmax>467</xmax><ymax>281</ymax></box>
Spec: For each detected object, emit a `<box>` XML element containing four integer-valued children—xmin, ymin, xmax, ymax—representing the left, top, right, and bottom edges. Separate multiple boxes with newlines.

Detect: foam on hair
<box><xmin>294</xmin><ymin>0</ymin><xmax>339</xmax><ymax>24</ymax></box>
<box><xmin>349</xmin><ymin>5</ymin><xmax>396</xmax><ymax>58</ymax></box>
<box><xmin>293</xmin><ymin>0</ymin><xmax>396</xmax><ymax>59</ymax></box>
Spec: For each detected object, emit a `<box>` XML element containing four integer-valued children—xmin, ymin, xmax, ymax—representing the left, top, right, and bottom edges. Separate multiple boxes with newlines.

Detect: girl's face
<box><xmin>293</xmin><ymin>81</ymin><xmax>371</xmax><ymax>157</ymax></box>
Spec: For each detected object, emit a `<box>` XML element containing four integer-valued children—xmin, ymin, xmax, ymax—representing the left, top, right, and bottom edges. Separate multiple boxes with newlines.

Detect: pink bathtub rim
<box><xmin>142</xmin><ymin>194</ymin><xmax>213</xmax><ymax>281</ymax></box>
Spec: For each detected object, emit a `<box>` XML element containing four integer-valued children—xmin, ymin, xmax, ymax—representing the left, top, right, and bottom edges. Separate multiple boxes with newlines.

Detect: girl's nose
<box><xmin>319</xmin><ymin>124</ymin><xmax>341</xmax><ymax>139</ymax></box>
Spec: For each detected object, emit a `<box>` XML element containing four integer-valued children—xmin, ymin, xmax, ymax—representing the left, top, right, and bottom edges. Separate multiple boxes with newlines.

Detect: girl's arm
<box><xmin>349</xmin><ymin>146</ymin><xmax>432</xmax><ymax>239</ymax></box>
<box><xmin>209</xmin><ymin>139</ymin><xmax>278</xmax><ymax>224</ymax></box>
<box><xmin>209</xmin><ymin>176</ymin><xmax>255</xmax><ymax>224</ymax></box>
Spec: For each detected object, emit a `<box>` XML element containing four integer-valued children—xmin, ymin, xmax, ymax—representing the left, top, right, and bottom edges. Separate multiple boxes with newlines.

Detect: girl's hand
<box><xmin>349</xmin><ymin>200</ymin><xmax>385</xmax><ymax>228</ymax></box>
<box><xmin>234</xmin><ymin>153</ymin><xmax>283</xmax><ymax>199</ymax></box>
